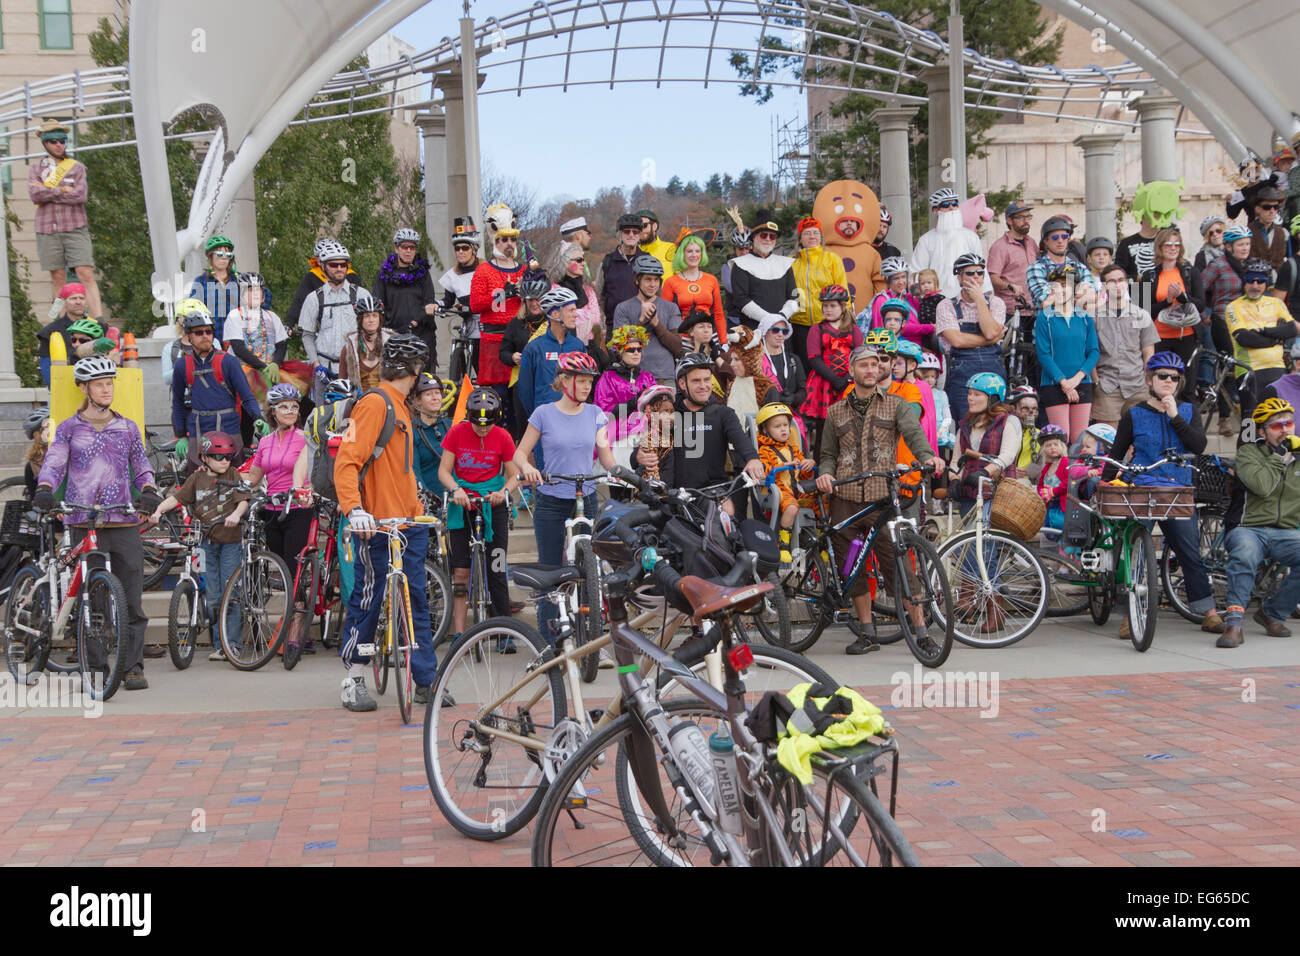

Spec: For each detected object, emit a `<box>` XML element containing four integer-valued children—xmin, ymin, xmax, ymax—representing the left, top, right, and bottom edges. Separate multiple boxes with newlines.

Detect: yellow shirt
<box><xmin>791</xmin><ymin>246</ymin><xmax>848</xmax><ymax>327</ymax></box>
<box><xmin>639</xmin><ymin>238</ymin><xmax>676</xmax><ymax>278</ymax></box>
<box><xmin>1226</xmin><ymin>294</ymin><xmax>1294</xmax><ymax>376</ymax></box>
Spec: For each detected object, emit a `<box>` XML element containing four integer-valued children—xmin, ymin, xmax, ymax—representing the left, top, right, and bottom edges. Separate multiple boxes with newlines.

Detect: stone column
<box><xmin>871</xmin><ymin>105</ymin><xmax>918</xmax><ymax>254</ymax></box>
<box><xmin>1073</xmin><ymin>132</ymin><xmax>1126</xmax><ymax>243</ymax></box>
<box><xmin>225</xmin><ymin>171</ymin><xmax>260</xmax><ymax>273</ymax></box>
<box><xmin>0</xmin><ymin>200</ymin><xmax>22</xmax><ymax>388</ymax></box>
<box><xmin>918</xmin><ymin>64</ymin><xmax>953</xmax><ymax>199</ymax></box>
<box><xmin>1135</xmin><ymin>94</ymin><xmax>1180</xmax><ymax>183</ymax></box>
<box><xmin>432</xmin><ymin>71</ymin><xmax>469</xmax><ymax>225</ymax></box>
<box><xmin>416</xmin><ymin>108</ymin><xmax>453</xmax><ymax>376</ymax></box>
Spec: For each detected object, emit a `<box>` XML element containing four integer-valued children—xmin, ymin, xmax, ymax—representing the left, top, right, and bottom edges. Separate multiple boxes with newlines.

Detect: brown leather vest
<box><xmin>825</xmin><ymin>389</ymin><xmax>905</xmax><ymax>502</ymax></box>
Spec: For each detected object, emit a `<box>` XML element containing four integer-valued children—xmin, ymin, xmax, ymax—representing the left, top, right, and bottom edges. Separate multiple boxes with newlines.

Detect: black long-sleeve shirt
<box><xmin>1104</xmin><ymin>401</ymin><xmax>1206</xmax><ymax>480</ymax></box>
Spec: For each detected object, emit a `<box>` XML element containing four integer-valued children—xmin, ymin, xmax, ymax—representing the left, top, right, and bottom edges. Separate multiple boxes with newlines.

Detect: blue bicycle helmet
<box><xmin>1145</xmin><ymin>351</ymin><xmax>1185</xmax><ymax>374</ymax></box>
<box><xmin>893</xmin><ymin>338</ymin><xmax>924</xmax><ymax>363</ymax></box>
<box><xmin>966</xmin><ymin>371</ymin><xmax>1007</xmax><ymax>402</ymax></box>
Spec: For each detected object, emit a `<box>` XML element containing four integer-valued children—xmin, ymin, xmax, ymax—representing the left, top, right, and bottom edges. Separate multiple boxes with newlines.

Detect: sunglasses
<box><xmin>1047</xmin><ymin>232</ymin><xmax>1071</xmax><ymax>241</ymax></box>
<box><xmin>397</xmin><ymin>243</ymin><xmax>418</xmax><ymax>251</ymax></box>
<box><xmin>570</xmin><ymin>257</ymin><xmax>585</xmax><ymax>263</ymax></box>
<box><xmin>936</xmin><ymin>201</ymin><xmax>959</xmax><ymax>210</ymax></box>
<box><xmin>189</xmin><ymin>328</ymin><xmax>215</xmax><ymax>337</ymax></box>
<box><xmin>496</xmin><ymin>236</ymin><xmax>518</xmax><ymax>243</ymax></box>
<box><xmin>205</xmin><ymin>453</ymin><xmax>233</xmax><ymax>462</ymax></box>
<box><xmin>1258</xmin><ymin>203</ymin><xmax>1281</xmax><ymax>210</ymax></box>
<box><xmin>621</xmin><ymin>346</ymin><xmax>643</xmax><ymax>353</ymax></box>
<box><xmin>620</xmin><ymin>228</ymin><xmax>641</xmax><ymax>235</ymax></box>
<box><xmin>769</xmin><ymin>327</ymin><xmax>792</xmax><ymax>336</ymax></box>
<box><xmin>211</xmin><ymin>251</ymin><xmax>234</xmax><ymax>259</ymax></box>
<box><xmin>45</xmin><ymin>137</ymin><xmax>68</xmax><ymax>144</ymax></box>
<box><xmin>962</xmin><ymin>269</ymin><xmax>986</xmax><ymax>276</ymax></box>
<box><xmin>1152</xmin><ymin>371</ymin><xmax>1181</xmax><ymax>381</ymax></box>
<box><xmin>324</xmin><ymin>260</ymin><xmax>349</xmax><ymax>267</ymax></box>
<box><xmin>1268</xmin><ymin>419</ymin><xmax>1295</xmax><ymax>429</ymax></box>
<box><xmin>1245</xmin><ymin>276</ymin><xmax>1269</xmax><ymax>284</ymax></box>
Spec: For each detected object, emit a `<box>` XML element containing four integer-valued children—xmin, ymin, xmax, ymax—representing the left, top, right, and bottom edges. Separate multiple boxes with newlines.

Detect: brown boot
<box><xmin>1200</xmin><ymin>609</ymin><xmax>1226</xmax><ymax>634</ymax></box>
<box><xmin>1116</xmin><ymin>618</ymin><xmax>1131</xmax><ymax>641</ymax></box>
<box><xmin>1253</xmin><ymin>609</ymin><xmax>1292</xmax><ymax>637</ymax></box>
<box><xmin>981</xmin><ymin>596</ymin><xmax>1007</xmax><ymax>633</ymax></box>
<box><xmin>1216</xmin><ymin>625</ymin><xmax>1243</xmax><ymax>648</ymax></box>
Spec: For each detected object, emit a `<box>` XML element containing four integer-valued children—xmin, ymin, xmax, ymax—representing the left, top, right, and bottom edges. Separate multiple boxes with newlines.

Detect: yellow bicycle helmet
<box><xmin>1252</xmin><ymin>396</ymin><xmax>1294</xmax><ymax>425</ymax></box>
<box><xmin>440</xmin><ymin>379</ymin><xmax>458</xmax><ymax>414</ymax></box>
<box><xmin>756</xmin><ymin>403</ymin><xmax>795</xmax><ymax>429</ymax></box>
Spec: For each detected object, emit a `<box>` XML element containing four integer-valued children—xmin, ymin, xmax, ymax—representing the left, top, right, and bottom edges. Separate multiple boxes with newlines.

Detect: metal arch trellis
<box><xmin>0</xmin><ymin>0</ymin><xmax>1213</xmax><ymax>167</ymax></box>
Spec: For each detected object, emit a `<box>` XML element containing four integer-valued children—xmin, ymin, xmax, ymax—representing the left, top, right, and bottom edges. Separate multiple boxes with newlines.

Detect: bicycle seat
<box><xmin>677</xmin><ymin>575</ymin><xmax>773</xmax><ymax>623</ymax></box>
<box><xmin>153</xmin><ymin>438</ymin><xmax>179</xmax><ymax>453</ymax></box>
<box><xmin>511</xmin><ymin>564</ymin><xmax>583</xmax><ymax>592</ymax></box>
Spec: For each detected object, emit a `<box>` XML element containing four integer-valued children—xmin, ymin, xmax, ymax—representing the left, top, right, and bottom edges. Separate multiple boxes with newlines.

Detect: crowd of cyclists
<box><xmin>14</xmin><ymin>140</ymin><xmax>1300</xmax><ymax>711</ymax></box>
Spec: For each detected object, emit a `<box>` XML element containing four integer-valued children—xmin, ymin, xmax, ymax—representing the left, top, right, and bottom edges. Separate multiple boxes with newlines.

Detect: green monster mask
<box><xmin>1132</xmin><ymin>180</ymin><xmax>1186</xmax><ymax>229</ymax></box>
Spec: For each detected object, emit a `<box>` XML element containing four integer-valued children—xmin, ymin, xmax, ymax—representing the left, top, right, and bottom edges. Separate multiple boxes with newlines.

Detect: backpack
<box><xmin>184</xmin><ymin>348</ymin><xmax>229</xmax><ymax>391</ymax></box>
<box><xmin>310</xmin><ymin>388</ymin><xmax>398</xmax><ymax>502</ymax></box>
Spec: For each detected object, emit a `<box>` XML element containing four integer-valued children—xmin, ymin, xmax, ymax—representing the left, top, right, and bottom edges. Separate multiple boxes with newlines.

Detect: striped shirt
<box><xmin>188</xmin><ymin>272</ymin><xmax>243</xmax><ymax>337</ymax></box>
<box><xmin>26</xmin><ymin>157</ymin><xmax>89</xmax><ymax>234</ymax></box>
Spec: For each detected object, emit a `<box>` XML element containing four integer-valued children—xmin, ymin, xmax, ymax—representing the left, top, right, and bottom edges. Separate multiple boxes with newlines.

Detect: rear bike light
<box><xmin>727</xmin><ymin>643</ymin><xmax>754</xmax><ymax>671</ymax></box>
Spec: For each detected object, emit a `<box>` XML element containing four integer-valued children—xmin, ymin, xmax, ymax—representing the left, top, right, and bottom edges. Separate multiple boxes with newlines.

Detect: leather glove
<box><xmin>253</xmin><ymin>419</ymin><xmax>272</xmax><ymax>438</ymax></box>
<box><xmin>349</xmin><ymin>507</ymin><xmax>376</xmax><ymax>534</ymax></box>
<box><xmin>31</xmin><ymin>487</ymin><xmax>55</xmax><ymax>512</ymax></box>
<box><xmin>175</xmin><ymin>437</ymin><xmax>189</xmax><ymax>460</ymax></box>
<box><xmin>92</xmin><ymin>336</ymin><xmax>115</xmax><ymax>355</ymax></box>
<box><xmin>137</xmin><ymin>486</ymin><xmax>163</xmax><ymax>514</ymax></box>
<box><xmin>259</xmin><ymin>363</ymin><xmax>280</xmax><ymax>386</ymax></box>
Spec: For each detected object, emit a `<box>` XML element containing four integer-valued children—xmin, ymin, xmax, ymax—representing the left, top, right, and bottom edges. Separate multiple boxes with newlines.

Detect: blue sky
<box><xmin>393</xmin><ymin>1</ymin><xmax>805</xmax><ymax>204</ymax></box>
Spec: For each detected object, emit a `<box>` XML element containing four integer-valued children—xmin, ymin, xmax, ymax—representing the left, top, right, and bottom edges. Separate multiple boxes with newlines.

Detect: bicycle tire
<box><xmin>1038</xmin><ymin>549</ymin><xmax>1090</xmax><ymax>617</ymax></box>
<box><xmin>1160</xmin><ymin>512</ymin><xmax>1228</xmax><ymax>624</ymax></box>
<box><xmin>894</xmin><ymin>532</ymin><xmax>953</xmax><ymax>667</ymax></box>
<box><xmin>284</xmin><ymin>553</ymin><xmax>318</xmax><ymax>671</ymax></box>
<box><xmin>781</xmin><ymin>527</ymin><xmax>832</xmax><ymax>653</ymax></box>
<box><xmin>745</xmin><ymin>571</ymin><xmax>792</xmax><ymax>648</ymax></box>
<box><xmin>424</xmin><ymin>618</ymin><xmax>564</xmax><ymax>841</ymax></box>
<box><xmin>141</xmin><ymin>511</ymin><xmax>180</xmax><ymax>590</ymax></box>
<box><xmin>374</xmin><ymin>600</ymin><xmax>390</xmax><ymax>695</ymax></box>
<box><xmin>533</xmin><ymin>700</ymin><xmax>730</xmax><ymax>867</ymax></box>
<box><xmin>78</xmin><ymin>568</ymin><xmax>127</xmax><ymax>701</ymax></box>
<box><xmin>469</xmin><ymin>547</ymin><xmax>490</xmax><ymax>628</ymax></box>
<box><xmin>936</xmin><ymin>530</ymin><xmax>1048</xmax><ymax>648</ymax></box>
<box><xmin>4</xmin><ymin>565</ymin><xmax>51</xmax><ymax>682</ymax></box>
<box><xmin>1126</xmin><ymin>524</ymin><xmax>1159</xmax><ymax>652</ymax></box>
<box><xmin>219</xmin><ymin>550</ymin><xmax>291</xmax><ymax>671</ymax></box>
<box><xmin>167</xmin><ymin>578</ymin><xmax>199</xmax><ymax>670</ymax></box>
<box><xmin>578</xmin><ymin>542</ymin><xmax>602</xmax><ymax>684</ymax></box>
<box><xmin>1087</xmin><ymin>571</ymin><xmax>1113</xmax><ymax>626</ymax></box>
<box><xmin>320</xmin><ymin>561</ymin><xmax>343</xmax><ymax>649</ymax></box>
<box><xmin>393</xmin><ymin>585</ymin><xmax>415</xmax><ymax>724</ymax></box>
<box><xmin>424</xmin><ymin>557</ymin><xmax>453</xmax><ymax>649</ymax></box>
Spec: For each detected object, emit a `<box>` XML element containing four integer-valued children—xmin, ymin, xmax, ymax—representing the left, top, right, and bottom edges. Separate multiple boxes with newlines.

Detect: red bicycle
<box><xmin>283</xmin><ymin>492</ymin><xmax>344</xmax><ymax>670</ymax></box>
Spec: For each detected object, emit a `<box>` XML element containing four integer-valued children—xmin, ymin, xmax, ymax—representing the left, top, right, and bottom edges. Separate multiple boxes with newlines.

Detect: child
<box><xmin>915</xmin><ymin>269</ymin><xmax>945</xmax><ymax>354</ymax></box>
<box><xmin>22</xmin><ymin>407</ymin><xmax>50</xmax><ymax>499</ymax></box>
<box><xmin>755</xmin><ymin>403</ymin><xmax>818</xmax><ymax>565</ymax></box>
<box><xmin>1069</xmin><ymin>422</ymin><xmax>1115</xmax><ymax>501</ymax></box>
<box><xmin>1010</xmin><ymin>386</ymin><xmax>1042</xmax><ymax>481</ymax></box>
<box><xmin>800</xmin><ymin>285</ymin><xmax>861</xmax><ymax>458</ymax></box>
<box><xmin>918</xmin><ymin>351</ymin><xmax>955</xmax><ymax>461</ymax></box>
<box><xmin>876</xmin><ymin>296</ymin><xmax>935</xmax><ymax>352</ymax></box>
<box><xmin>1035</xmin><ymin>424</ymin><xmax>1070</xmax><ymax>530</ymax></box>
<box><xmin>149</xmin><ymin>432</ymin><xmax>250</xmax><ymax>661</ymax></box>
<box><xmin>891</xmin><ymin>338</ymin><xmax>938</xmax><ymax>458</ymax></box>
<box><xmin>860</xmin><ymin>257</ymin><xmax>919</xmax><ymax>333</ymax></box>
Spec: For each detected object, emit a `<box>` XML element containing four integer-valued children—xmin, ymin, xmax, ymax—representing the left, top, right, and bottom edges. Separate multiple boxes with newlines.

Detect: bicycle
<box><xmin>1001</xmin><ymin>296</ymin><xmax>1036</xmax><ymax>391</ymax></box>
<box><xmin>140</xmin><ymin>430</ymin><xmax>187</xmax><ymax>589</ymax></box>
<box><xmin>165</xmin><ymin>506</ymin><xmax>209</xmax><ymax>670</ymax></box>
<box><xmin>283</xmin><ymin>493</ymin><xmax>340</xmax><ymax>670</ymax></box>
<box><xmin>930</xmin><ymin>461</ymin><xmax>1049</xmax><ymax>648</ymax></box>
<box><xmin>423</xmin><ymin>471</ymin><xmax>840</xmax><ymax>842</ymax></box>
<box><xmin>444</xmin><ymin>309</ymin><xmax>478</xmax><ymax>385</ymax></box>
<box><xmin>534</xmin><ymin>472</ymin><xmax>607</xmax><ymax>683</ymax></box>
<box><xmin>4</xmin><ymin>502</ymin><xmax>130</xmax><ymax>701</ymax></box>
<box><xmin>780</xmin><ymin>464</ymin><xmax>954</xmax><ymax>666</ymax></box>
<box><xmin>217</xmin><ymin>490</ymin><xmax>293</xmax><ymax>670</ymax></box>
<box><xmin>530</xmin><ymin>498</ymin><xmax>918</xmax><ymax>867</ymax></box>
<box><xmin>352</xmin><ymin>515</ymin><xmax>439</xmax><ymax>724</ymax></box>
<box><xmin>1188</xmin><ymin>347</ymin><xmax>1253</xmax><ymax>437</ymax></box>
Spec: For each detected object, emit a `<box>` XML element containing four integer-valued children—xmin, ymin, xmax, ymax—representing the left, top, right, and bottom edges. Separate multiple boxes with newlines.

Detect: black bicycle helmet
<box><xmin>465</xmin><ymin>386</ymin><xmax>502</xmax><ymax>425</ymax></box>
<box><xmin>23</xmin><ymin>405</ymin><xmax>49</xmax><ymax>440</ymax></box>
<box><xmin>381</xmin><ymin>333</ymin><xmax>429</xmax><ymax>373</ymax></box>
<box><xmin>518</xmin><ymin>272</ymin><xmax>551</xmax><ymax>300</ymax></box>
<box><xmin>675</xmin><ymin>351</ymin><xmax>714</xmax><ymax>381</ymax></box>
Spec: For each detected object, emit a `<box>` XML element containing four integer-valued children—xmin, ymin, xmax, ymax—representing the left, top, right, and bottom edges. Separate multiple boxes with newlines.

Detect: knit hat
<box><xmin>797</xmin><ymin>216</ymin><xmax>822</xmax><ymax>236</ymax></box>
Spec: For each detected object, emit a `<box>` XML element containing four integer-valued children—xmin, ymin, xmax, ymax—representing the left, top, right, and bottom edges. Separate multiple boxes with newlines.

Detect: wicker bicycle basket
<box><xmin>1095</xmin><ymin>484</ymin><xmax>1195</xmax><ymax>521</ymax></box>
<box><xmin>990</xmin><ymin>478</ymin><xmax>1046</xmax><ymax>541</ymax></box>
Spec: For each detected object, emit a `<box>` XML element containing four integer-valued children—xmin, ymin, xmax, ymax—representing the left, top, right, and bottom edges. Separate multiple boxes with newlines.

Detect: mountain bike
<box><xmin>530</xmin><ymin>495</ymin><xmax>918</xmax><ymax>867</ymax></box>
<box><xmin>4</xmin><ymin>502</ymin><xmax>130</xmax><ymax>701</ymax></box>
<box><xmin>165</xmin><ymin>507</ymin><xmax>208</xmax><ymax>670</ymax></box>
<box><xmin>217</xmin><ymin>490</ymin><xmax>293</xmax><ymax>670</ymax></box>
<box><xmin>443</xmin><ymin>308</ymin><xmax>477</xmax><ymax>385</ymax></box>
<box><xmin>780</xmin><ymin>464</ymin><xmax>953</xmax><ymax>666</ymax></box>
<box><xmin>537</xmin><ymin>472</ymin><xmax>606</xmax><ymax>683</ymax></box>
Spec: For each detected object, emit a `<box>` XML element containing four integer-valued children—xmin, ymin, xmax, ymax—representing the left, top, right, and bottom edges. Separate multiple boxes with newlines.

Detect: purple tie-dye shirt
<box><xmin>38</xmin><ymin>411</ymin><xmax>154</xmax><ymax>525</ymax></box>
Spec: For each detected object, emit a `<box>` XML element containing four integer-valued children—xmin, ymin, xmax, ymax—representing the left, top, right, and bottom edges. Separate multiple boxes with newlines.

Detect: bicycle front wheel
<box><xmin>1125</xmin><ymin>524</ymin><xmax>1159</xmax><ymax>652</ymax></box>
<box><xmin>79</xmin><ymin>568</ymin><xmax>127</xmax><ymax>701</ymax></box>
<box><xmin>425</xmin><ymin>557</ymin><xmax>453</xmax><ymax>650</ymax></box>
<box><xmin>166</xmin><ymin>578</ymin><xmax>200</xmax><ymax>670</ymax></box>
<box><xmin>219</xmin><ymin>550</ymin><xmax>291</xmax><ymax>671</ymax></box>
<box><xmin>895</xmin><ymin>532</ymin><xmax>953</xmax><ymax>667</ymax></box>
<box><xmin>5</xmin><ymin>565</ymin><xmax>52</xmax><ymax>682</ymax></box>
<box><xmin>424</xmin><ymin>618</ymin><xmax>564</xmax><ymax>841</ymax></box>
<box><xmin>140</xmin><ymin>512</ymin><xmax>179</xmax><ymax>590</ymax></box>
<box><xmin>577</xmin><ymin>542</ymin><xmax>603</xmax><ymax>683</ymax></box>
<box><xmin>936</xmin><ymin>531</ymin><xmax>1048</xmax><ymax>648</ymax></box>
<box><xmin>392</xmin><ymin>584</ymin><xmax>416</xmax><ymax>725</ymax></box>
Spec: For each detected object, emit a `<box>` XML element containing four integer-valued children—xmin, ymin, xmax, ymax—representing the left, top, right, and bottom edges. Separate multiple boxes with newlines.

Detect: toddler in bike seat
<box><xmin>755</xmin><ymin>402</ymin><xmax>819</xmax><ymax>565</ymax></box>
<box><xmin>1068</xmin><ymin>423</ymin><xmax>1114</xmax><ymax>502</ymax></box>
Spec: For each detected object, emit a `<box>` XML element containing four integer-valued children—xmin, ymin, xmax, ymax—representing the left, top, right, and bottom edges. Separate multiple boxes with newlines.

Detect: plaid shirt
<box><xmin>1025</xmin><ymin>253</ymin><xmax>1100</xmax><ymax>309</ymax></box>
<box><xmin>1200</xmin><ymin>255</ymin><xmax>1244</xmax><ymax>319</ymax></box>
<box><xmin>27</xmin><ymin>157</ymin><xmax>89</xmax><ymax>234</ymax></box>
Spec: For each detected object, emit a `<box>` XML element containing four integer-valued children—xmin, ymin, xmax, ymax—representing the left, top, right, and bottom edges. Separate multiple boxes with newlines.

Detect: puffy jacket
<box><xmin>790</xmin><ymin>246</ymin><xmax>848</xmax><ymax>327</ymax></box>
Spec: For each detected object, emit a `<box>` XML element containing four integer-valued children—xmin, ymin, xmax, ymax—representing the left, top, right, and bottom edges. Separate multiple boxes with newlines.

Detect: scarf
<box><xmin>379</xmin><ymin>253</ymin><xmax>430</xmax><ymax>286</ymax></box>
<box><xmin>1225</xmin><ymin>251</ymin><xmax>1248</xmax><ymax>281</ymax></box>
<box><xmin>559</xmin><ymin>272</ymin><xmax>590</xmax><ymax>309</ymax></box>
<box><xmin>848</xmin><ymin>390</ymin><xmax>874</xmax><ymax>417</ymax></box>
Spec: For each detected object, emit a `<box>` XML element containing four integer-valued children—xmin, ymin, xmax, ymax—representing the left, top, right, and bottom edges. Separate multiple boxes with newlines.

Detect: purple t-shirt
<box><xmin>528</xmin><ymin>402</ymin><xmax>608</xmax><ymax>499</ymax></box>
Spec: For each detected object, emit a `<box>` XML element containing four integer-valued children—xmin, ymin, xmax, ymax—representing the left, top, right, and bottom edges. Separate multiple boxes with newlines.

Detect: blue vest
<box><xmin>1129</xmin><ymin>402</ymin><xmax>1194</xmax><ymax>486</ymax></box>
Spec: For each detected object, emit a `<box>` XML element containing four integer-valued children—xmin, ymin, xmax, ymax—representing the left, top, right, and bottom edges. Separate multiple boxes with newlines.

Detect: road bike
<box><xmin>4</xmin><ymin>502</ymin><xmax>130</xmax><ymax>701</ymax></box>
<box><xmin>780</xmin><ymin>464</ymin><xmax>954</xmax><ymax>666</ymax></box>
<box><xmin>530</xmin><ymin>489</ymin><xmax>918</xmax><ymax>867</ymax></box>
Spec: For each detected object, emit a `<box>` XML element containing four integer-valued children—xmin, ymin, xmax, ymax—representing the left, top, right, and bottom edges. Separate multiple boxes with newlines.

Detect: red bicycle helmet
<box><xmin>201</xmin><ymin>432</ymin><xmax>237</xmax><ymax>456</ymax></box>
<box><xmin>556</xmin><ymin>351</ymin><xmax>599</xmax><ymax>376</ymax></box>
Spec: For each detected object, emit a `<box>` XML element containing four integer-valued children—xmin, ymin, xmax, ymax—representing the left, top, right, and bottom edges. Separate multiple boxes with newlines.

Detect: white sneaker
<box><xmin>209</xmin><ymin>648</ymin><xmax>228</xmax><ymax>661</ymax></box>
<box><xmin>598</xmin><ymin>647</ymin><xmax>615</xmax><ymax>669</ymax></box>
<box><xmin>341</xmin><ymin>675</ymin><xmax>377</xmax><ymax>712</ymax></box>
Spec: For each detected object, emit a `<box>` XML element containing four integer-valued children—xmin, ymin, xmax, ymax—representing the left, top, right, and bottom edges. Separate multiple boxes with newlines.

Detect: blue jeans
<box><xmin>1151</xmin><ymin>516</ymin><xmax>1213</xmax><ymax>613</ymax></box>
<box><xmin>532</xmin><ymin>491</ymin><xmax>573</xmax><ymax>644</ymax></box>
<box><xmin>340</xmin><ymin>525</ymin><xmax>437</xmax><ymax>687</ymax></box>
<box><xmin>202</xmin><ymin>539</ymin><xmax>242</xmax><ymax>649</ymax></box>
<box><xmin>1224</xmin><ymin>526</ymin><xmax>1300</xmax><ymax>624</ymax></box>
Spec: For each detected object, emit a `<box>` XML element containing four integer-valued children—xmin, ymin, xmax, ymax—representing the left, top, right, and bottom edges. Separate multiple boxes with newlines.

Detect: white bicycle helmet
<box><xmin>73</xmin><ymin>355</ymin><xmax>118</xmax><ymax>383</ymax></box>
<box><xmin>929</xmin><ymin>187</ymin><xmax>959</xmax><ymax>206</ymax></box>
<box><xmin>539</xmin><ymin>287</ymin><xmax>578</xmax><ymax>314</ymax></box>
<box><xmin>880</xmin><ymin>256</ymin><xmax>909</xmax><ymax>278</ymax></box>
<box><xmin>918</xmin><ymin>351</ymin><xmax>942</xmax><ymax>371</ymax></box>
<box><xmin>393</xmin><ymin>227</ymin><xmax>420</xmax><ymax>245</ymax></box>
<box><xmin>317</xmin><ymin>239</ymin><xmax>350</xmax><ymax>263</ymax></box>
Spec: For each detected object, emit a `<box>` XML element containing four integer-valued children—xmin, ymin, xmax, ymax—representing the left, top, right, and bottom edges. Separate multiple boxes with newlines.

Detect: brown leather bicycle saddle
<box><xmin>677</xmin><ymin>575</ymin><xmax>773</xmax><ymax>623</ymax></box>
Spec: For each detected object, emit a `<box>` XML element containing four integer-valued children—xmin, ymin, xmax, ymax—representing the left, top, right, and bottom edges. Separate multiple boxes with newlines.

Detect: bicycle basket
<box><xmin>0</xmin><ymin>499</ymin><xmax>40</xmax><ymax>552</ymax></box>
<box><xmin>1094</xmin><ymin>484</ymin><xmax>1195</xmax><ymax>521</ymax></box>
<box><xmin>989</xmin><ymin>478</ymin><xmax>1045</xmax><ymax>541</ymax></box>
<box><xmin>1194</xmin><ymin>455</ymin><xmax>1234</xmax><ymax>505</ymax></box>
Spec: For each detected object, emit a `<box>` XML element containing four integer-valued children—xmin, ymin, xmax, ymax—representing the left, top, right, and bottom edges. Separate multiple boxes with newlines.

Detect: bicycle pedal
<box><xmin>1078</xmin><ymin>550</ymin><xmax>1109</xmax><ymax>572</ymax></box>
<box><xmin>832</xmin><ymin>609</ymin><xmax>858</xmax><ymax>624</ymax></box>
<box><xmin>357</xmin><ymin>643</ymin><xmax>377</xmax><ymax>656</ymax></box>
